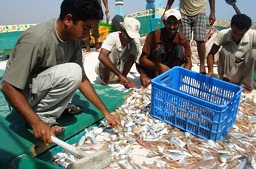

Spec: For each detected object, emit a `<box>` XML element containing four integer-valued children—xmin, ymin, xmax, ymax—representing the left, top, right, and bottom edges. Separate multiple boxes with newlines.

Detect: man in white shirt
<box><xmin>95</xmin><ymin>17</ymin><xmax>141</xmax><ymax>88</ymax></box>
<box><xmin>207</xmin><ymin>14</ymin><xmax>256</xmax><ymax>94</ymax></box>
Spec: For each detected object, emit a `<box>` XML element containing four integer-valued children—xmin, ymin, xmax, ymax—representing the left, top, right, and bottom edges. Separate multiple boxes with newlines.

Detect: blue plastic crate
<box><xmin>150</xmin><ymin>67</ymin><xmax>242</xmax><ymax>141</ymax></box>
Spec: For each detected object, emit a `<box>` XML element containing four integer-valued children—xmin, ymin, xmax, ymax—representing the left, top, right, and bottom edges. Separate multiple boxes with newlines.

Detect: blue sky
<box><xmin>0</xmin><ymin>0</ymin><xmax>255</xmax><ymax>25</ymax></box>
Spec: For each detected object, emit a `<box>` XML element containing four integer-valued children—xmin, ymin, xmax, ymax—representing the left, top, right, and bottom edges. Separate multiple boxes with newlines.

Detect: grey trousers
<box><xmin>218</xmin><ymin>45</ymin><xmax>256</xmax><ymax>90</ymax></box>
<box><xmin>28</xmin><ymin>63</ymin><xmax>82</xmax><ymax>123</ymax></box>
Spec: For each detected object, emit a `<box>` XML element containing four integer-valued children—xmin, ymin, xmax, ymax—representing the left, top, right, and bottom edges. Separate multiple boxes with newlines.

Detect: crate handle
<box><xmin>159</xmin><ymin>75</ymin><xmax>169</xmax><ymax>82</ymax></box>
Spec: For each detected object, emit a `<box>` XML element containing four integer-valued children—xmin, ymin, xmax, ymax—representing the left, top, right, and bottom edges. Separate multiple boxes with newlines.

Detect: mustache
<box><xmin>167</xmin><ymin>29</ymin><xmax>176</xmax><ymax>32</ymax></box>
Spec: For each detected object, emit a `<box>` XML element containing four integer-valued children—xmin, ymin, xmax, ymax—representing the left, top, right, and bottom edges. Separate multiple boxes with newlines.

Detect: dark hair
<box><xmin>231</xmin><ymin>14</ymin><xmax>252</xmax><ymax>30</ymax></box>
<box><xmin>59</xmin><ymin>0</ymin><xmax>103</xmax><ymax>24</ymax></box>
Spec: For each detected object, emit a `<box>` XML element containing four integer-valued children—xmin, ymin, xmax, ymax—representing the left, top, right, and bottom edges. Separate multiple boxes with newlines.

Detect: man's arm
<box><xmin>98</xmin><ymin>48</ymin><xmax>123</xmax><ymax>78</ymax></box>
<box><xmin>140</xmin><ymin>52</ymin><xmax>169</xmax><ymax>76</ymax></box>
<box><xmin>207</xmin><ymin>43</ymin><xmax>220</xmax><ymax>76</ymax></box>
<box><xmin>79</xmin><ymin>74</ymin><xmax>121</xmax><ymax>128</ymax></box>
<box><xmin>139</xmin><ymin>52</ymin><xmax>158</xmax><ymax>70</ymax></box>
<box><xmin>165</xmin><ymin>0</ymin><xmax>175</xmax><ymax>11</ymax></box>
<box><xmin>102</xmin><ymin>0</ymin><xmax>109</xmax><ymax>14</ymax></box>
<box><xmin>183</xmin><ymin>55</ymin><xmax>192</xmax><ymax>70</ymax></box>
<box><xmin>1</xmin><ymin>81</ymin><xmax>53</xmax><ymax>143</ymax></box>
<box><xmin>136</xmin><ymin>63</ymin><xmax>151</xmax><ymax>88</ymax></box>
<box><xmin>208</xmin><ymin>0</ymin><xmax>216</xmax><ymax>26</ymax></box>
<box><xmin>161</xmin><ymin>0</ymin><xmax>175</xmax><ymax>21</ymax></box>
<box><xmin>98</xmin><ymin>48</ymin><xmax>135</xmax><ymax>88</ymax></box>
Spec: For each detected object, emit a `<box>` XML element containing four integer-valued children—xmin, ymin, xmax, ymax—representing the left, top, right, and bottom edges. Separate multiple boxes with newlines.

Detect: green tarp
<box><xmin>0</xmin><ymin>70</ymin><xmax>130</xmax><ymax>169</ymax></box>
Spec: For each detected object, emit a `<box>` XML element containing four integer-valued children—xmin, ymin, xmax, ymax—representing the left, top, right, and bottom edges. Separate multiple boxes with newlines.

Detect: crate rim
<box><xmin>151</xmin><ymin>67</ymin><xmax>243</xmax><ymax>108</ymax></box>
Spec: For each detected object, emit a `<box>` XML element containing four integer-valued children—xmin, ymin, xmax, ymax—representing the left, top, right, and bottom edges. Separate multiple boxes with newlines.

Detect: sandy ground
<box><xmin>0</xmin><ymin>48</ymin><xmax>255</xmax><ymax>99</ymax></box>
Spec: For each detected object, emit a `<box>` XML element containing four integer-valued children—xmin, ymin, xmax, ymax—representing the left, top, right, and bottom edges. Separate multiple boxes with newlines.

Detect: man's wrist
<box><xmin>140</xmin><ymin>73</ymin><xmax>148</xmax><ymax>78</ymax></box>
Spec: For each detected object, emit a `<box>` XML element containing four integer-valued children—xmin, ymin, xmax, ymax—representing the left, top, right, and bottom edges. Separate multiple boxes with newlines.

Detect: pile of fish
<box><xmin>52</xmin><ymin>86</ymin><xmax>256</xmax><ymax>169</ymax></box>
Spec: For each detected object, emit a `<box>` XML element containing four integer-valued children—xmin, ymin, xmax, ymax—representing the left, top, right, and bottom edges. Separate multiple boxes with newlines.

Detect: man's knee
<box><xmin>248</xmin><ymin>49</ymin><xmax>256</xmax><ymax>61</ymax></box>
<box><xmin>174</xmin><ymin>45</ymin><xmax>184</xmax><ymax>60</ymax></box>
<box><xmin>219</xmin><ymin>46</ymin><xmax>230</xmax><ymax>56</ymax></box>
<box><xmin>151</xmin><ymin>44</ymin><xmax>165</xmax><ymax>61</ymax></box>
<box><xmin>64</xmin><ymin>63</ymin><xmax>82</xmax><ymax>85</ymax></box>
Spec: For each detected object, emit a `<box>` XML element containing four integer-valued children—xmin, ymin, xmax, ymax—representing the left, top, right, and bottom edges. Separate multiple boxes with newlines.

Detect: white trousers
<box><xmin>218</xmin><ymin>46</ymin><xmax>256</xmax><ymax>90</ymax></box>
<box><xmin>28</xmin><ymin>63</ymin><xmax>82</xmax><ymax>123</ymax></box>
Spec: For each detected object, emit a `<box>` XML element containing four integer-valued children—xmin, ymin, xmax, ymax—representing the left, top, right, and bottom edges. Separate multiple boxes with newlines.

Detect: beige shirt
<box><xmin>180</xmin><ymin>0</ymin><xmax>206</xmax><ymax>16</ymax></box>
<box><xmin>214</xmin><ymin>28</ymin><xmax>256</xmax><ymax>60</ymax></box>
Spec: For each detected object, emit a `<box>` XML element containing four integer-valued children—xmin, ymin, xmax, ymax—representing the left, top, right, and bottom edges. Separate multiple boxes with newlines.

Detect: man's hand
<box><xmin>124</xmin><ymin>81</ymin><xmax>136</xmax><ymax>89</ymax></box>
<box><xmin>31</xmin><ymin>121</ymin><xmax>53</xmax><ymax>144</ymax></box>
<box><xmin>119</xmin><ymin>76</ymin><xmax>136</xmax><ymax>89</ymax></box>
<box><xmin>208</xmin><ymin>12</ymin><xmax>216</xmax><ymax>26</ymax></box>
<box><xmin>104</xmin><ymin>113</ymin><xmax>121</xmax><ymax>129</ymax></box>
<box><xmin>140</xmin><ymin>74</ymin><xmax>151</xmax><ymax>88</ymax></box>
<box><xmin>105</xmin><ymin>12</ymin><xmax>110</xmax><ymax>25</ymax></box>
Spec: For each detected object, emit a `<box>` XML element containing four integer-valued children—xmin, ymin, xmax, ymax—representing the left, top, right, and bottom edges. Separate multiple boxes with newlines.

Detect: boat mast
<box><xmin>114</xmin><ymin>0</ymin><xmax>163</xmax><ymax>18</ymax></box>
<box><xmin>115</xmin><ymin>0</ymin><xmax>124</xmax><ymax>17</ymax></box>
<box><xmin>146</xmin><ymin>0</ymin><xmax>162</xmax><ymax>9</ymax></box>
<box><xmin>146</xmin><ymin>0</ymin><xmax>162</xmax><ymax>18</ymax></box>
<box><xmin>146</xmin><ymin>0</ymin><xmax>155</xmax><ymax>10</ymax></box>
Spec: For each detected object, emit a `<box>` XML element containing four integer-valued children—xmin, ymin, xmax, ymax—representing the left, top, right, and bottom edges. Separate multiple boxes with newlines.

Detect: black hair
<box><xmin>231</xmin><ymin>14</ymin><xmax>252</xmax><ymax>30</ymax></box>
<box><xmin>59</xmin><ymin>0</ymin><xmax>103</xmax><ymax>24</ymax></box>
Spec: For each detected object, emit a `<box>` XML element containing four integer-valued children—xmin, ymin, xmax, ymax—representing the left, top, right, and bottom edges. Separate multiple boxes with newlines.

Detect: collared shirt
<box><xmin>214</xmin><ymin>28</ymin><xmax>256</xmax><ymax>60</ymax></box>
<box><xmin>142</xmin><ymin>28</ymin><xmax>191</xmax><ymax>58</ymax></box>
<box><xmin>101</xmin><ymin>31</ymin><xmax>140</xmax><ymax>62</ymax></box>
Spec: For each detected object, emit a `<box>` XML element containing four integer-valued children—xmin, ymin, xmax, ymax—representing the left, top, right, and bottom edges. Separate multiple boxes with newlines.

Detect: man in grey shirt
<box><xmin>0</xmin><ymin>0</ymin><xmax>121</xmax><ymax>144</ymax></box>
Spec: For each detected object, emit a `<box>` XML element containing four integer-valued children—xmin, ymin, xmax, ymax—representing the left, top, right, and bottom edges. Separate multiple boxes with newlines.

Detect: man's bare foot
<box><xmin>101</xmin><ymin>80</ymin><xmax>109</xmax><ymax>86</ymax></box>
<box><xmin>83</xmin><ymin>47</ymin><xmax>90</xmax><ymax>53</ymax></box>
<box><xmin>199</xmin><ymin>64</ymin><xmax>206</xmax><ymax>74</ymax></box>
<box><xmin>242</xmin><ymin>88</ymin><xmax>251</xmax><ymax>94</ymax></box>
<box><xmin>95</xmin><ymin>43</ymin><xmax>101</xmax><ymax>50</ymax></box>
